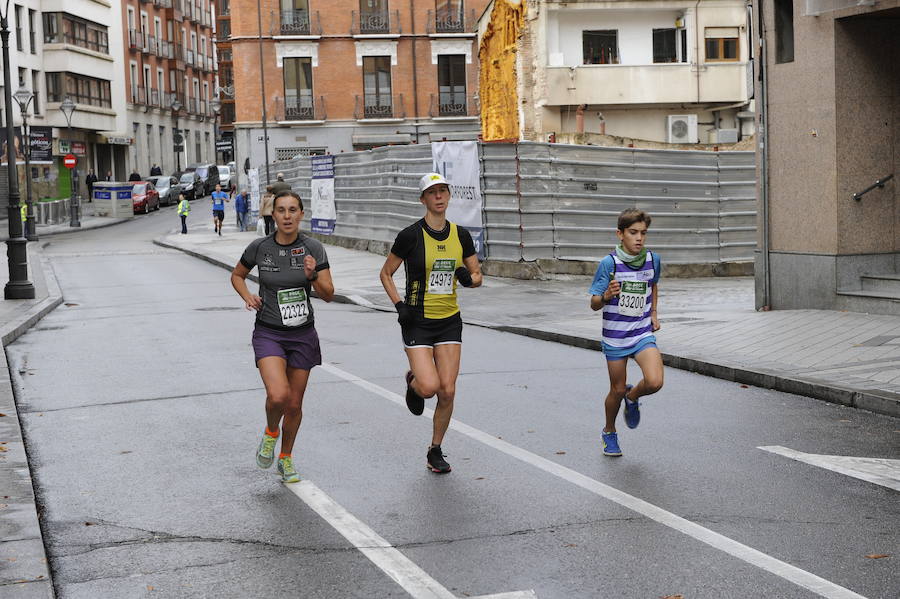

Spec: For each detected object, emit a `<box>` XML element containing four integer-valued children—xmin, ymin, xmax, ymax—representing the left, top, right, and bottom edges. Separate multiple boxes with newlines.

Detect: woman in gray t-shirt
<box><xmin>230</xmin><ymin>191</ymin><xmax>335</xmax><ymax>483</ymax></box>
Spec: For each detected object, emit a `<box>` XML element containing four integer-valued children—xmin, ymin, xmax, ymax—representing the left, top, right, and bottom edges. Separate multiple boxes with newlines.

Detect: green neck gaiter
<box><xmin>616</xmin><ymin>244</ymin><xmax>647</xmax><ymax>268</ymax></box>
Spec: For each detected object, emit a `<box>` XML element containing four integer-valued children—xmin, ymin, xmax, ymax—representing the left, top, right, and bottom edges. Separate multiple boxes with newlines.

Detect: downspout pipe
<box><xmin>410</xmin><ymin>0</ymin><xmax>420</xmax><ymax>143</ymax></box>
<box><xmin>256</xmin><ymin>0</ymin><xmax>271</xmax><ymax>184</ymax></box>
<box><xmin>695</xmin><ymin>0</ymin><xmax>701</xmax><ymax>104</ymax></box>
<box><xmin>757</xmin><ymin>0</ymin><xmax>771</xmax><ymax>310</ymax></box>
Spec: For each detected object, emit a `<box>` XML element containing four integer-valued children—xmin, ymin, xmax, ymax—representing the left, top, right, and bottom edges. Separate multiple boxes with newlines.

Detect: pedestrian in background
<box><xmin>234</xmin><ymin>188</ymin><xmax>250</xmax><ymax>232</ymax></box>
<box><xmin>177</xmin><ymin>193</ymin><xmax>190</xmax><ymax>234</ymax></box>
<box><xmin>150</xmin><ymin>163</ymin><xmax>162</xmax><ymax>176</ymax></box>
<box><xmin>270</xmin><ymin>172</ymin><xmax>291</xmax><ymax>196</ymax></box>
<box><xmin>128</xmin><ymin>169</ymin><xmax>142</xmax><ymax>182</ymax></box>
<box><xmin>230</xmin><ymin>190</ymin><xmax>335</xmax><ymax>483</ymax></box>
<box><xmin>105</xmin><ymin>170</ymin><xmax>113</xmax><ymax>181</ymax></box>
<box><xmin>211</xmin><ymin>183</ymin><xmax>229</xmax><ymax>236</ymax></box>
<box><xmin>589</xmin><ymin>208</ymin><xmax>664</xmax><ymax>458</ymax></box>
<box><xmin>85</xmin><ymin>169</ymin><xmax>97</xmax><ymax>201</ymax></box>
<box><xmin>260</xmin><ymin>187</ymin><xmax>275</xmax><ymax>235</ymax></box>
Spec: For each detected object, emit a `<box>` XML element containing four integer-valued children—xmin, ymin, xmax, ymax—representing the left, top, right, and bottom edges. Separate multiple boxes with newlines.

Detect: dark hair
<box><xmin>274</xmin><ymin>190</ymin><xmax>304</xmax><ymax>211</ymax></box>
<box><xmin>617</xmin><ymin>208</ymin><xmax>651</xmax><ymax>231</ymax></box>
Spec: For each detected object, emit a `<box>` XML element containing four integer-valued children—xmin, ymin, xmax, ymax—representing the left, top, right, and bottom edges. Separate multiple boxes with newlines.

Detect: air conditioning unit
<box><xmin>667</xmin><ymin>114</ymin><xmax>698</xmax><ymax>143</ymax></box>
<box><xmin>711</xmin><ymin>128</ymin><xmax>739</xmax><ymax>144</ymax></box>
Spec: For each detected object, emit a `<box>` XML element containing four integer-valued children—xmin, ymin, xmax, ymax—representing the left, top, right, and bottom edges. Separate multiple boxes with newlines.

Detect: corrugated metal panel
<box><xmin>268</xmin><ymin>141</ymin><xmax>756</xmax><ymax>267</ymax></box>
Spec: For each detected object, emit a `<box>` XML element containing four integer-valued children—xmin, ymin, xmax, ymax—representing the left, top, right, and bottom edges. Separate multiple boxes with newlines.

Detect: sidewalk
<box><xmin>0</xmin><ymin>211</ymin><xmax>128</xmax><ymax>598</ymax></box>
<box><xmin>1</xmin><ymin>215</ymin><xmax>899</xmax><ymax>597</ymax></box>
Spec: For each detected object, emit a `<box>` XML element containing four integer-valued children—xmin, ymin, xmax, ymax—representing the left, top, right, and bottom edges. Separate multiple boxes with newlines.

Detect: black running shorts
<box><xmin>401</xmin><ymin>312</ymin><xmax>462</xmax><ymax>348</ymax></box>
<box><xmin>213</xmin><ymin>209</ymin><xmax>225</xmax><ymax>220</ymax></box>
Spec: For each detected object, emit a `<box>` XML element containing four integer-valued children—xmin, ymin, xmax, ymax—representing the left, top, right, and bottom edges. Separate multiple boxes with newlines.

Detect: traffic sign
<box><xmin>63</xmin><ymin>154</ymin><xmax>77</xmax><ymax>169</ymax></box>
<box><xmin>173</xmin><ymin>144</ymin><xmax>184</xmax><ymax>153</ymax></box>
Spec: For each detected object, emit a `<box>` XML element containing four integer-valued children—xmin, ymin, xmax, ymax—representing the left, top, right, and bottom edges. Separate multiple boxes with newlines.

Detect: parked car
<box><xmin>177</xmin><ymin>171</ymin><xmax>201</xmax><ymax>201</ymax></box>
<box><xmin>217</xmin><ymin>165</ymin><xmax>233</xmax><ymax>191</ymax></box>
<box><xmin>148</xmin><ymin>175</ymin><xmax>178</xmax><ymax>206</ymax></box>
<box><xmin>132</xmin><ymin>182</ymin><xmax>160</xmax><ymax>214</ymax></box>
<box><xmin>185</xmin><ymin>163</ymin><xmax>220</xmax><ymax>196</ymax></box>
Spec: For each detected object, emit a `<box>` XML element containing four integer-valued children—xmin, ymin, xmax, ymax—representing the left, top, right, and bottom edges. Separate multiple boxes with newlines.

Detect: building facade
<box><xmin>754</xmin><ymin>0</ymin><xmax>900</xmax><ymax>315</ymax></box>
<box><xmin>479</xmin><ymin>0</ymin><xmax>754</xmax><ymax>145</ymax></box>
<box><xmin>225</xmin><ymin>0</ymin><xmax>490</xmax><ymax>182</ymax></box>
<box><xmin>2</xmin><ymin>0</ymin><xmax>127</xmax><ymax>198</ymax></box>
<box><xmin>122</xmin><ymin>0</ymin><xmax>218</xmax><ymax>178</ymax></box>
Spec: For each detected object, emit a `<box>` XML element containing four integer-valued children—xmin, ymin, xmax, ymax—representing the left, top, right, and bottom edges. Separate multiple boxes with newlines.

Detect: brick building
<box><xmin>122</xmin><ymin>0</ymin><xmax>218</xmax><ymax>177</ymax></box>
<box><xmin>224</xmin><ymin>0</ymin><xmax>489</xmax><ymax>181</ymax></box>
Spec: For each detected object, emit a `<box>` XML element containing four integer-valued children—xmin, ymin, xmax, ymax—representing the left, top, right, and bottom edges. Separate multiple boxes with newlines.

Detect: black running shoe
<box><xmin>405</xmin><ymin>370</ymin><xmax>424</xmax><ymax>416</ymax></box>
<box><xmin>426</xmin><ymin>445</ymin><xmax>451</xmax><ymax>473</ymax></box>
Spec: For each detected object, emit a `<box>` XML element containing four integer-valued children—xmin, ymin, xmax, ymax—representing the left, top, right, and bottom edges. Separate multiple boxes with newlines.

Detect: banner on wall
<box><xmin>310</xmin><ymin>155</ymin><xmax>336</xmax><ymax>235</ymax></box>
<box><xmin>431</xmin><ymin>141</ymin><xmax>485</xmax><ymax>260</ymax></box>
<box><xmin>1</xmin><ymin>127</ymin><xmax>53</xmax><ymax>165</ymax></box>
<box><xmin>248</xmin><ymin>168</ymin><xmax>260</xmax><ymax>214</ymax></box>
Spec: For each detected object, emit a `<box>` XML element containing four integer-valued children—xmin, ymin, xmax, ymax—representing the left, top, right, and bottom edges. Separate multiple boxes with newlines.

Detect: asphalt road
<box><xmin>9</xmin><ymin>205</ymin><xmax>899</xmax><ymax>599</ymax></box>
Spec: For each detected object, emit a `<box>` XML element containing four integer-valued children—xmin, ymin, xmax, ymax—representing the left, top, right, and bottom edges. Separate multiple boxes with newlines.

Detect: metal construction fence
<box><xmin>264</xmin><ymin>142</ymin><xmax>756</xmax><ymax>266</ymax></box>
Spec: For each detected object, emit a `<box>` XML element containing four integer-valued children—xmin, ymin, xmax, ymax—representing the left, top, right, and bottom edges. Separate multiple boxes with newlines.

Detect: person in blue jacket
<box><xmin>234</xmin><ymin>188</ymin><xmax>250</xmax><ymax>232</ymax></box>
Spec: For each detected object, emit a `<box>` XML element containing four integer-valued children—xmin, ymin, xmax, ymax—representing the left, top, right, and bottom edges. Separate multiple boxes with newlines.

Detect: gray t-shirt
<box><xmin>240</xmin><ymin>233</ymin><xmax>329</xmax><ymax>330</ymax></box>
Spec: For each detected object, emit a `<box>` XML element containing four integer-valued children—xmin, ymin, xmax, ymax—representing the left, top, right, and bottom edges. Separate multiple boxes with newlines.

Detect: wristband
<box><xmin>308</xmin><ymin>270</ymin><xmax>318</xmax><ymax>282</ymax></box>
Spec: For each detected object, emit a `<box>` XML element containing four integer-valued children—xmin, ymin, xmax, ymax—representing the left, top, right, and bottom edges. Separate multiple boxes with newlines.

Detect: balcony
<box><xmin>280</xmin><ymin>10</ymin><xmax>322</xmax><ymax>36</ymax></box>
<box><xmin>183</xmin><ymin>2</ymin><xmax>192</xmax><ymax>20</ymax></box>
<box><xmin>542</xmin><ymin>63</ymin><xmax>749</xmax><ymax>106</ymax></box>
<box><xmin>131</xmin><ymin>85</ymin><xmax>147</xmax><ymax>105</ymax></box>
<box><xmin>186</xmin><ymin>49</ymin><xmax>195</xmax><ymax>66</ymax></box>
<box><xmin>354</xmin><ymin>93</ymin><xmax>404</xmax><ymax>120</ymax></box>
<box><xmin>144</xmin><ymin>34</ymin><xmax>156</xmax><ymax>55</ymax></box>
<box><xmin>351</xmin><ymin>10</ymin><xmax>400</xmax><ymax>35</ymax></box>
<box><xmin>275</xmin><ymin>95</ymin><xmax>326</xmax><ymax>121</ymax></box>
<box><xmin>186</xmin><ymin>96</ymin><xmax>198</xmax><ymax>114</ymax></box>
<box><xmin>428</xmin><ymin>92</ymin><xmax>478</xmax><ymax>118</ymax></box>
<box><xmin>150</xmin><ymin>88</ymin><xmax>160</xmax><ymax>107</ymax></box>
<box><xmin>158</xmin><ymin>39</ymin><xmax>170</xmax><ymax>58</ymax></box>
<box><xmin>427</xmin><ymin>8</ymin><xmax>477</xmax><ymax>34</ymax></box>
<box><xmin>128</xmin><ymin>29</ymin><xmax>143</xmax><ymax>51</ymax></box>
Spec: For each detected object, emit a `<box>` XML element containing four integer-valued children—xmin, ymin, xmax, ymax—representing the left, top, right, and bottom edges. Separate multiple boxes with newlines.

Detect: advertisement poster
<box><xmin>310</xmin><ymin>155</ymin><xmax>336</xmax><ymax>235</ymax></box>
<box><xmin>248</xmin><ymin>168</ymin><xmax>260</xmax><ymax>214</ymax></box>
<box><xmin>431</xmin><ymin>141</ymin><xmax>485</xmax><ymax>259</ymax></box>
<box><xmin>1</xmin><ymin>127</ymin><xmax>54</xmax><ymax>165</ymax></box>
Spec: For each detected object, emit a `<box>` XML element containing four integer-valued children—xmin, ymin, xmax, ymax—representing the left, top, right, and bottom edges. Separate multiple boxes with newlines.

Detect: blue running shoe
<box><xmin>602</xmin><ymin>431</ymin><xmax>622</xmax><ymax>456</ymax></box>
<box><xmin>622</xmin><ymin>384</ymin><xmax>640</xmax><ymax>429</ymax></box>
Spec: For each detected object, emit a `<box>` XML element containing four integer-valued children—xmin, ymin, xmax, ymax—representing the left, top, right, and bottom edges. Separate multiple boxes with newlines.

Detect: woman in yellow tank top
<box><xmin>379</xmin><ymin>173</ymin><xmax>483</xmax><ymax>473</ymax></box>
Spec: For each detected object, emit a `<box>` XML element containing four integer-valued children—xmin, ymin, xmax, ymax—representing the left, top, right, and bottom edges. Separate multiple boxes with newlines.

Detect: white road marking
<box><xmin>759</xmin><ymin>446</ymin><xmax>900</xmax><ymax>492</ymax></box>
<box><xmin>286</xmin><ymin>480</ymin><xmax>536</xmax><ymax>599</ymax></box>
<box><xmin>319</xmin><ymin>362</ymin><xmax>869</xmax><ymax>599</ymax></box>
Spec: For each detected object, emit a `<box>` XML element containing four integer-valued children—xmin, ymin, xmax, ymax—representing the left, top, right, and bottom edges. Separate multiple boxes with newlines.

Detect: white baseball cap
<box><xmin>418</xmin><ymin>172</ymin><xmax>449</xmax><ymax>194</ymax></box>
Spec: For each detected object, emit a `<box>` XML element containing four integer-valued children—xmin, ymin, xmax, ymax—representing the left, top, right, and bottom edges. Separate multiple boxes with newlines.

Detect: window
<box><xmin>652</xmin><ymin>29</ymin><xmax>678</xmax><ymax>63</ymax></box>
<box><xmin>583</xmin><ymin>30</ymin><xmax>618</xmax><ymax>65</ymax></box>
<box><xmin>437</xmin><ymin>54</ymin><xmax>466</xmax><ymax>116</ymax></box>
<box><xmin>774</xmin><ymin>0</ymin><xmax>794</xmax><ymax>64</ymax></box>
<box><xmin>705</xmin><ymin>28</ymin><xmax>739</xmax><ymax>62</ymax></box>
<box><xmin>435</xmin><ymin>1</ymin><xmax>465</xmax><ymax>33</ymax></box>
<box><xmin>31</xmin><ymin>70</ymin><xmax>40</xmax><ymax>115</ymax></box>
<box><xmin>15</xmin><ymin>5</ymin><xmax>22</xmax><ymax>51</ymax></box>
<box><xmin>281</xmin><ymin>0</ymin><xmax>310</xmax><ymax>35</ymax></box>
<box><xmin>28</xmin><ymin>9</ymin><xmax>35</xmax><ymax>54</ymax></box>
<box><xmin>46</xmin><ymin>72</ymin><xmax>112</xmax><ymax>108</ymax></box>
<box><xmin>362</xmin><ymin>56</ymin><xmax>392</xmax><ymax>117</ymax></box>
<box><xmin>359</xmin><ymin>0</ymin><xmax>388</xmax><ymax>34</ymax></box>
<box><xmin>43</xmin><ymin>13</ymin><xmax>109</xmax><ymax>54</ymax></box>
<box><xmin>283</xmin><ymin>57</ymin><xmax>313</xmax><ymax>119</ymax></box>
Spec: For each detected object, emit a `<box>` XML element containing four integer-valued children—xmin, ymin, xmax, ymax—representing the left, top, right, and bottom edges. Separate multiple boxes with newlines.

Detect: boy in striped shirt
<box><xmin>589</xmin><ymin>209</ymin><xmax>664</xmax><ymax>456</ymax></box>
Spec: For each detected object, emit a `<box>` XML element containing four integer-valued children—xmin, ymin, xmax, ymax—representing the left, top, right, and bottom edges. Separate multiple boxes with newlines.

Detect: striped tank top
<box><xmin>601</xmin><ymin>251</ymin><xmax>657</xmax><ymax>350</ymax></box>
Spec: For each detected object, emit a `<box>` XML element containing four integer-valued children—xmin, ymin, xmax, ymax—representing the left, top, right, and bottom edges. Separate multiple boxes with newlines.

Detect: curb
<box><xmin>154</xmin><ymin>236</ymin><xmax>900</xmax><ymax>420</ymax></box>
<box><xmin>0</xmin><ymin>245</ymin><xmax>62</xmax><ymax>599</ymax></box>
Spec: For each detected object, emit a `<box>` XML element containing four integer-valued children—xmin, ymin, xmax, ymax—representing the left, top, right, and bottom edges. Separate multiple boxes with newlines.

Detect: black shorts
<box><xmin>213</xmin><ymin>209</ymin><xmax>225</xmax><ymax>220</ymax></box>
<box><xmin>401</xmin><ymin>312</ymin><xmax>462</xmax><ymax>348</ymax></box>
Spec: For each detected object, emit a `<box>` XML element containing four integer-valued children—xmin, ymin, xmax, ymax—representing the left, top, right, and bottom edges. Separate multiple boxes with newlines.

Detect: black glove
<box><xmin>395</xmin><ymin>301</ymin><xmax>414</xmax><ymax>327</ymax></box>
<box><xmin>455</xmin><ymin>266</ymin><xmax>473</xmax><ymax>288</ymax></box>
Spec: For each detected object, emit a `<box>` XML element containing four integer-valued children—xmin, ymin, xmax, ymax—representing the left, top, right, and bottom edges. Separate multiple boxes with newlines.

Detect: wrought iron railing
<box><xmin>351</xmin><ymin>10</ymin><xmax>400</xmax><ymax>35</ymax></box>
<box><xmin>276</xmin><ymin>95</ymin><xmax>326</xmax><ymax>121</ymax></box>
<box><xmin>128</xmin><ymin>29</ymin><xmax>143</xmax><ymax>50</ymax></box>
<box><xmin>354</xmin><ymin>93</ymin><xmax>404</xmax><ymax>119</ymax></box>
<box><xmin>280</xmin><ymin>10</ymin><xmax>322</xmax><ymax>35</ymax></box>
<box><xmin>427</xmin><ymin>8</ymin><xmax>477</xmax><ymax>34</ymax></box>
<box><xmin>428</xmin><ymin>92</ymin><xmax>477</xmax><ymax>117</ymax></box>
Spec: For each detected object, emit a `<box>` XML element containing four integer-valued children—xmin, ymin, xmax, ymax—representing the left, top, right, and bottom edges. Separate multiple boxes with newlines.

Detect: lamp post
<box><xmin>1</xmin><ymin>0</ymin><xmax>34</xmax><ymax>299</ymax></box>
<box><xmin>59</xmin><ymin>96</ymin><xmax>79</xmax><ymax>227</ymax></box>
<box><xmin>13</xmin><ymin>83</ymin><xmax>35</xmax><ymax>241</ymax></box>
<box><xmin>170</xmin><ymin>96</ymin><xmax>183</xmax><ymax>173</ymax></box>
<box><xmin>210</xmin><ymin>95</ymin><xmax>221</xmax><ymax>163</ymax></box>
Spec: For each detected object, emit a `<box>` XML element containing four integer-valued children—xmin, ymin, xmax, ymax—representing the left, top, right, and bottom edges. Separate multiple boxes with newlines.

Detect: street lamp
<box><xmin>0</xmin><ymin>0</ymin><xmax>34</xmax><ymax>299</ymax></box>
<box><xmin>210</xmin><ymin>95</ymin><xmax>221</xmax><ymax>163</ymax></box>
<box><xmin>13</xmin><ymin>83</ymin><xmax>36</xmax><ymax>241</ymax></box>
<box><xmin>59</xmin><ymin>96</ymin><xmax>79</xmax><ymax>227</ymax></box>
<box><xmin>170</xmin><ymin>96</ymin><xmax>183</xmax><ymax>173</ymax></box>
